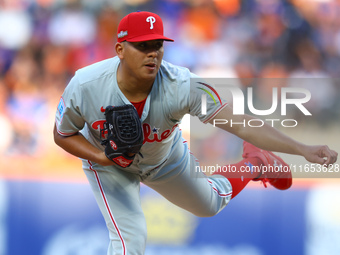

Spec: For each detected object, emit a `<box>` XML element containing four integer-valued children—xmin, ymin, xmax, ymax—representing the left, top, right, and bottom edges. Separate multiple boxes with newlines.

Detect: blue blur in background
<box><xmin>2</xmin><ymin>180</ymin><xmax>309</xmax><ymax>255</ymax></box>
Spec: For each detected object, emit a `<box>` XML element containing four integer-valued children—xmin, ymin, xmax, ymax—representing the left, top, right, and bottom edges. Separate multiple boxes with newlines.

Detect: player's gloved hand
<box><xmin>100</xmin><ymin>105</ymin><xmax>144</xmax><ymax>168</ymax></box>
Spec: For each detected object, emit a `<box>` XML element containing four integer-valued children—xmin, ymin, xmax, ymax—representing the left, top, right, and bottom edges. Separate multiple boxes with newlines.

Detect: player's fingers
<box><xmin>328</xmin><ymin>150</ymin><xmax>338</xmax><ymax>165</ymax></box>
<box><xmin>314</xmin><ymin>158</ymin><xmax>325</xmax><ymax>166</ymax></box>
<box><xmin>322</xmin><ymin>146</ymin><xmax>338</xmax><ymax>166</ymax></box>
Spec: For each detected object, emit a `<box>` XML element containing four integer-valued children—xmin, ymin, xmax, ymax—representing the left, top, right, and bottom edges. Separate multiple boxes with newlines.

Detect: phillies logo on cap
<box><xmin>117</xmin><ymin>11</ymin><xmax>174</xmax><ymax>43</ymax></box>
<box><xmin>146</xmin><ymin>16</ymin><xmax>156</xmax><ymax>29</ymax></box>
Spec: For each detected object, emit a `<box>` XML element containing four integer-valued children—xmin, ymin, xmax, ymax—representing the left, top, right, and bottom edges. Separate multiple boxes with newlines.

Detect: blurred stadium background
<box><xmin>0</xmin><ymin>0</ymin><xmax>340</xmax><ymax>254</ymax></box>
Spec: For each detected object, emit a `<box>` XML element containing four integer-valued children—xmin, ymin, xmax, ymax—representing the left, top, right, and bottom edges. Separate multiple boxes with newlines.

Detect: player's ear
<box><xmin>115</xmin><ymin>42</ymin><xmax>124</xmax><ymax>59</ymax></box>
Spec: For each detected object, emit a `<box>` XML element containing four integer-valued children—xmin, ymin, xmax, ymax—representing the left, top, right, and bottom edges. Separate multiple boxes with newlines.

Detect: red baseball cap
<box><xmin>117</xmin><ymin>11</ymin><xmax>174</xmax><ymax>43</ymax></box>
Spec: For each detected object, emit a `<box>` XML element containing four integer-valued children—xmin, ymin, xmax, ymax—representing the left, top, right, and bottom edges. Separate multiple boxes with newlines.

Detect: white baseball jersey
<box><xmin>55</xmin><ymin>56</ymin><xmax>233</xmax><ymax>255</ymax></box>
<box><xmin>55</xmin><ymin>56</ymin><xmax>228</xmax><ymax>174</ymax></box>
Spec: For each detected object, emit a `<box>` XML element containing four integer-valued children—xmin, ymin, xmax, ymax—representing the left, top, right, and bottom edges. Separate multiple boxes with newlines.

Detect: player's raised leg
<box><xmin>144</xmin><ymin>139</ymin><xmax>292</xmax><ymax>218</ymax></box>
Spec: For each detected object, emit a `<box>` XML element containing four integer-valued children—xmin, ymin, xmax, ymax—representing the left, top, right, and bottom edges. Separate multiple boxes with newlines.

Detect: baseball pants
<box><xmin>83</xmin><ymin>139</ymin><xmax>232</xmax><ymax>255</ymax></box>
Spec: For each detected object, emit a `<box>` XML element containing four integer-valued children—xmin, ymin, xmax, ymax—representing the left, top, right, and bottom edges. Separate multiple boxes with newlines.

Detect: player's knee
<box><xmin>190</xmin><ymin>206</ymin><xmax>220</xmax><ymax>218</ymax></box>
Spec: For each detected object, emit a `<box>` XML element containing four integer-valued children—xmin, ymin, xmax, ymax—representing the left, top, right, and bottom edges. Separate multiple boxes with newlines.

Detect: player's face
<box><xmin>118</xmin><ymin>40</ymin><xmax>164</xmax><ymax>81</ymax></box>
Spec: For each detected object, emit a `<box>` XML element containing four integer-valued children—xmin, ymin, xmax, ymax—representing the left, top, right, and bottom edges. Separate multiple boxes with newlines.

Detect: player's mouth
<box><xmin>144</xmin><ymin>62</ymin><xmax>157</xmax><ymax>71</ymax></box>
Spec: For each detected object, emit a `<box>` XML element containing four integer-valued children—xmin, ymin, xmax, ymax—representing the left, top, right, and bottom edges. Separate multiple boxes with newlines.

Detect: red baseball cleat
<box><xmin>242</xmin><ymin>141</ymin><xmax>292</xmax><ymax>190</ymax></box>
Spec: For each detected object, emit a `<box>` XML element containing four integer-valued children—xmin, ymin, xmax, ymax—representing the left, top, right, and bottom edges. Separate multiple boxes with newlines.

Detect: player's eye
<box><xmin>155</xmin><ymin>42</ymin><xmax>163</xmax><ymax>50</ymax></box>
<box><xmin>139</xmin><ymin>42</ymin><xmax>146</xmax><ymax>48</ymax></box>
<box><xmin>131</xmin><ymin>41</ymin><xmax>163</xmax><ymax>52</ymax></box>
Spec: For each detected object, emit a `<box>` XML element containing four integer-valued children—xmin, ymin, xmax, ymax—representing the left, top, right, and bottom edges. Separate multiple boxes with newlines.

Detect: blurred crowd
<box><xmin>0</xmin><ymin>0</ymin><xmax>340</xmax><ymax>158</ymax></box>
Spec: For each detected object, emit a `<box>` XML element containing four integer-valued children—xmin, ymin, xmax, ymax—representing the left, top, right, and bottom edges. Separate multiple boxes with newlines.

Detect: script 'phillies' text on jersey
<box><xmin>55</xmin><ymin>56</ymin><xmax>227</xmax><ymax>174</ymax></box>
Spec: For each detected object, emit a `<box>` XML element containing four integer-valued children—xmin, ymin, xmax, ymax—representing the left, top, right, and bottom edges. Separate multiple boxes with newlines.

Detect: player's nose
<box><xmin>146</xmin><ymin>49</ymin><xmax>158</xmax><ymax>58</ymax></box>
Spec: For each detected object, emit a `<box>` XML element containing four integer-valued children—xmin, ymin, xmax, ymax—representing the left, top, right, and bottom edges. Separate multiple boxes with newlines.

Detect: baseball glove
<box><xmin>100</xmin><ymin>104</ymin><xmax>144</xmax><ymax>168</ymax></box>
